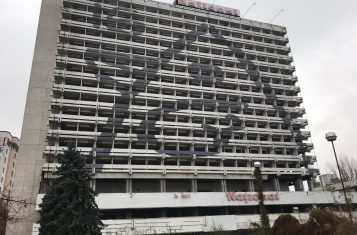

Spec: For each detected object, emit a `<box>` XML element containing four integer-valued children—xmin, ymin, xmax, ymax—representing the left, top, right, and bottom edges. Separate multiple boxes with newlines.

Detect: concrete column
<box><xmin>294</xmin><ymin>179</ymin><xmax>304</xmax><ymax>191</ymax></box>
<box><xmin>273</xmin><ymin>177</ymin><xmax>281</xmax><ymax>191</ymax></box>
<box><xmin>91</xmin><ymin>179</ymin><xmax>96</xmax><ymax>192</ymax></box>
<box><xmin>222</xmin><ymin>179</ymin><xmax>227</xmax><ymax>192</ymax></box>
<box><xmin>194</xmin><ymin>208</ymin><xmax>199</xmax><ymax>216</ymax></box>
<box><xmin>161</xmin><ymin>208</ymin><xmax>167</xmax><ymax>217</ymax></box>
<box><xmin>307</xmin><ymin>179</ymin><xmax>314</xmax><ymax>191</ymax></box>
<box><xmin>160</xmin><ymin>179</ymin><xmax>166</xmax><ymax>192</ymax></box>
<box><xmin>249</xmin><ymin>180</ymin><xmax>255</xmax><ymax>192</ymax></box>
<box><xmin>126</xmin><ymin>179</ymin><xmax>132</xmax><ymax>193</ymax></box>
<box><xmin>191</xmin><ymin>179</ymin><xmax>197</xmax><ymax>192</ymax></box>
<box><xmin>127</xmin><ymin>210</ymin><xmax>132</xmax><ymax>219</ymax></box>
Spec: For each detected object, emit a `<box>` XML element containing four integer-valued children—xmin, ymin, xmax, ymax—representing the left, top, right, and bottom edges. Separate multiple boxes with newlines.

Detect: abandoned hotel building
<box><xmin>10</xmin><ymin>0</ymin><xmax>357</xmax><ymax>234</ymax></box>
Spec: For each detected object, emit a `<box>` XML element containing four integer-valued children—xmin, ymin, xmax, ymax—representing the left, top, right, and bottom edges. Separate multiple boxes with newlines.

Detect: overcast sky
<box><xmin>0</xmin><ymin>0</ymin><xmax>356</xmax><ymax>173</ymax></box>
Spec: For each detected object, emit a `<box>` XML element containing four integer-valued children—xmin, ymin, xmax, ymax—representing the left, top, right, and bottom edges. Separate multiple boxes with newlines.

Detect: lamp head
<box><xmin>325</xmin><ymin>132</ymin><xmax>337</xmax><ymax>142</ymax></box>
<box><xmin>254</xmin><ymin>162</ymin><xmax>261</xmax><ymax>168</ymax></box>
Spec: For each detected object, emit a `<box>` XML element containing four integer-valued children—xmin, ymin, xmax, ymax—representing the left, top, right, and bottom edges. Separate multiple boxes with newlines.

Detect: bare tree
<box><xmin>327</xmin><ymin>155</ymin><xmax>357</xmax><ymax>182</ymax></box>
<box><xmin>0</xmin><ymin>185</ymin><xmax>31</xmax><ymax>235</ymax></box>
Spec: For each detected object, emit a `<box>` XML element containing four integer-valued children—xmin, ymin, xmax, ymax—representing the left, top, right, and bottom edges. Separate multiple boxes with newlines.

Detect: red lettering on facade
<box><xmin>177</xmin><ymin>0</ymin><xmax>187</xmax><ymax>5</ymax></box>
<box><xmin>217</xmin><ymin>7</ymin><xmax>225</xmax><ymax>13</ymax></box>
<box><xmin>246</xmin><ymin>194</ymin><xmax>252</xmax><ymax>201</ymax></box>
<box><xmin>236</xmin><ymin>194</ymin><xmax>245</xmax><ymax>201</ymax></box>
<box><xmin>207</xmin><ymin>4</ymin><xmax>214</xmax><ymax>11</ymax></box>
<box><xmin>226</xmin><ymin>192</ymin><xmax>280</xmax><ymax>202</ymax></box>
<box><xmin>226</xmin><ymin>192</ymin><xmax>237</xmax><ymax>201</ymax></box>
<box><xmin>188</xmin><ymin>0</ymin><xmax>196</xmax><ymax>8</ymax></box>
<box><xmin>177</xmin><ymin>0</ymin><xmax>240</xmax><ymax>16</ymax></box>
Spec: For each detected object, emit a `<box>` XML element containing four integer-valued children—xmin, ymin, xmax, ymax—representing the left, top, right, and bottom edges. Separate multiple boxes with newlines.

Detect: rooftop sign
<box><xmin>176</xmin><ymin>0</ymin><xmax>240</xmax><ymax>17</ymax></box>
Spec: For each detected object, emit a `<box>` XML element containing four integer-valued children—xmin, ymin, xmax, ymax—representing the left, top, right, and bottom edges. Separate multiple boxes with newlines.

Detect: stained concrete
<box><xmin>6</xmin><ymin>0</ymin><xmax>62</xmax><ymax>234</ymax></box>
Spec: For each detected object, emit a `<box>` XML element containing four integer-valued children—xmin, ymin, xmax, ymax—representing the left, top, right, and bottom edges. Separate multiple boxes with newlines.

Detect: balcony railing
<box><xmin>42</xmin><ymin>163</ymin><xmax>309</xmax><ymax>177</ymax></box>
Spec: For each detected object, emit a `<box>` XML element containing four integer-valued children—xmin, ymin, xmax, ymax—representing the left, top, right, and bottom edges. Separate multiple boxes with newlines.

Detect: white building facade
<box><xmin>0</xmin><ymin>131</ymin><xmax>19</xmax><ymax>196</ymax></box>
<box><xmin>10</xmin><ymin>0</ymin><xmax>356</xmax><ymax>234</ymax></box>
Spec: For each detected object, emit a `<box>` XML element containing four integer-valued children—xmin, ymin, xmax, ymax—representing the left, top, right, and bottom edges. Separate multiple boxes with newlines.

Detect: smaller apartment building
<box><xmin>0</xmin><ymin>131</ymin><xmax>19</xmax><ymax>195</ymax></box>
<box><xmin>314</xmin><ymin>174</ymin><xmax>357</xmax><ymax>193</ymax></box>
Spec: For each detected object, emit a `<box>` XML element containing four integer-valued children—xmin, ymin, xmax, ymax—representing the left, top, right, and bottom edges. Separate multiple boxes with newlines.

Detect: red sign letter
<box><xmin>226</xmin><ymin>192</ymin><xmax>237</xmax><ymax>201</ymax></box>
<box><xmin>177</xmin><ymin>0</ymin><xmax>187</xmax><ymax>5</ymax></box>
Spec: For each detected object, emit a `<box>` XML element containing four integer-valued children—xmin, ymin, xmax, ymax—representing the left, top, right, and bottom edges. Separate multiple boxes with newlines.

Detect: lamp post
<box><xmin>254</xmin><ymin>161</ymin><xmax>271</xmax><ymax>234</ymax></box>
<box><xmin>325</xmin><ymin>132</ymin><xmax>353</xmax><ymax>223</ymax></box>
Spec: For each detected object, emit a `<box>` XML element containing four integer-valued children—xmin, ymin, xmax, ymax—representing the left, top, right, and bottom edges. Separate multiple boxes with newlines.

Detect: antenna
<box><xmin>242</xmin><ymin>3</ymin><xmax>256</xmax><ymax>18</ymax></box>
<box><xmin>269</xmin><ymin>9</ymin><xmax>284</xmax><ymax>23</ymax></box>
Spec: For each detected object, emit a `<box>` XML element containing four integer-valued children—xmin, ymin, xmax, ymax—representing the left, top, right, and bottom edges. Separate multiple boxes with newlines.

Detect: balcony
<box><xmin>291</xmin><ymin>119</ymin><xmax>308</xmax><ymax>127</ymax></box>
<box><xmin>298</xmin><ymin>143</ymin><xmax>314</xmax><ymax>152</ymax></box>
<box><xmin>294</xmin><ymin>131</ymin><xmax>311</xmax><ymax>140</ymax></box>
<box><xmin>302</xmin><ymin>155</ymin><xmax>317</xmax><ymax>164</ymax></box>
<box><xmin>307</xmin><ymin>168</ymin><xmax>320</xmax><ymax>176</ymax></box>
<box><xmin>42</xmin><ymin>163</ymin><xmax>309</xmax><ymax>178</ymax></box>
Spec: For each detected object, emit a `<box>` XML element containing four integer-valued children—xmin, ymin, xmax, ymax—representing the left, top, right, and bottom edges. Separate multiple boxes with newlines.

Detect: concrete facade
<box><xmin>11</xmin><ymin>0</ymin><xmax>337</xmax><ymax>234</ymax></box>
<box><xmin>6</xmin><ymin>0</ymin><xmax>62</xmax><ymax>234</ymax></box>
<box><xmin>32</xmin><ymin>191</ymin><xmax>357</xmax><ymax>234</ymax></box>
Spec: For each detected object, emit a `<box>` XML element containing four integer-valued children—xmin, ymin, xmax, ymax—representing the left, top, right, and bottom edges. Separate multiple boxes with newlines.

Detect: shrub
<box><xmin>336</xmin><ymin>217</ymin><xmax>357</xmax><ymax>235</ymax></box>
<box><xmin>272</xmin><ymin>214</ymin><xmax>300</xmax><ymax>235</ymax></box>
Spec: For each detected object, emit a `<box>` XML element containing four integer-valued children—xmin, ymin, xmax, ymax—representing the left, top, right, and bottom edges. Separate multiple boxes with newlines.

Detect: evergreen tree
<box><xmin>39</xmin><ymin>147</ymin><xmax>104</xmax><ymax>235</ymax></box>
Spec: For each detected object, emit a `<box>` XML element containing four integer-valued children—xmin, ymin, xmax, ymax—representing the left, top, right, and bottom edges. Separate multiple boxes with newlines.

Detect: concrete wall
<box><xmin>6</xmin><ymin>0</ymin><xmax>62</xmax><ymax>234</ymax></box>
<box><xmin>35</xmin><ymin>191</ymin><xmax>357</xmax><ymax>211</ymax></box>
<box><xmin>34</xmin><ymin>211</ymin><xmax>357</xmax><ymax>234</ymax></box>
<box><xmin>32</xmin><ymin>213</ymin><xmax>310</xmax><ymax>234</ymax></box>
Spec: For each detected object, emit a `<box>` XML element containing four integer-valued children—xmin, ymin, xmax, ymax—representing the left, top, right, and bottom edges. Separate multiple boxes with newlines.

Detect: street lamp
<box><xmin>325</xmin><ymin>132</ymin><xmax>353</xmax><ymax>223</ymax></box>
<box><xmin>254</xmin><ymin>161</ymin><xmax>262</xmax><ymax>168</ymax></box>
<box><xmin>253</xmin><ymin>161</ymin><xmax>271</xmax><ymax>234</ymax></box>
